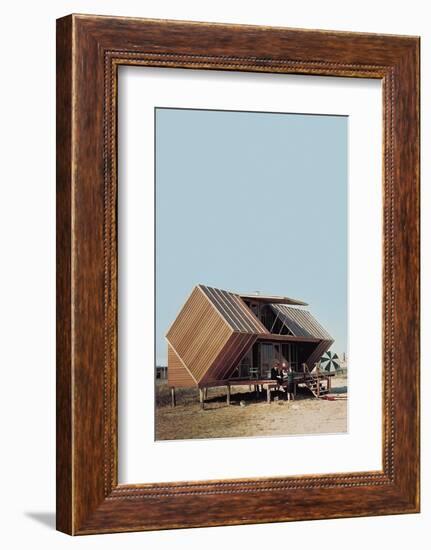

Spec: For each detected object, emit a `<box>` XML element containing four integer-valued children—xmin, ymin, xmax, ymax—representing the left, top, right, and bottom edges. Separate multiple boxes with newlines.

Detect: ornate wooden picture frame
<box><xmin>56</xmin><ymin>14</ymin><xmax>420</xmax><ymax>535</ymax></box>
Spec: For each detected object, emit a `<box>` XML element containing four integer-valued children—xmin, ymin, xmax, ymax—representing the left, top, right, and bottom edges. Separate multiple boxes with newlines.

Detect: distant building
<box><xmin>338</xmin><ymin>352</ymin><xmax>348</xmax><ymax>371</ymax></box>
<box><xmin>155</xmin><ymin>365</ymin><xmax>168</xmax><ymax>380</ymax></box>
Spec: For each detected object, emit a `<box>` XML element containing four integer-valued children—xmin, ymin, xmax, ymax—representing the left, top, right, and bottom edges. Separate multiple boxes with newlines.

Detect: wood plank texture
<box><xmin>56</xmin><ymin>15</ymin><xmax>73</xmax><ymax>535</ymax></box>
<box><xmin>56</xmin><ymin>14</ymin><xmax>420</xmax><ymax>535</ymax></box>
<box><xmin>201</xmin><ymin>332</ymin><xmax>257</xmax><ymax>384</ymax></box>
<box><xmin>167</xmin><ymin>286</ymin><xmax>234</xmax><ymax>382</ymax></box>
<box><xmin>167</xmin><ymin>344</ymin><xmax>196</xmax><ymax>387</ymax></box>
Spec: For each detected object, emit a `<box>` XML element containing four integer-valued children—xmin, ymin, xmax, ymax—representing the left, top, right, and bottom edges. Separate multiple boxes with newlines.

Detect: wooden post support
<box><xmin>328</xmin><ymin>376</ymin><xmax>332</xmax><ymax>392</ymax></box>
<box><xmin>226</xmin><ymin>383</ymin><xmax>231</xmax><ymax>406</ymax></box>
<box><xmin>170</xmin><ymin>387</ymin><xmax>176</xmax><ymax>408</ymax></box>
<box><xmin>199</xmin><ymin>388</ymin><xmax>204</xmax><ymax>409</ymax></box>
<box><xmin>267</xmin><ymin>385</ymin><xmax>271</xmax><ymax>404</ymax></box>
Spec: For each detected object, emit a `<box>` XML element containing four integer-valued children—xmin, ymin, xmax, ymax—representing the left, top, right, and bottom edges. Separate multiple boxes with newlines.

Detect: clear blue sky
<box><xmin>155</xmin><ymin>108</ymin><xmax>347</xmax><ymax>365</ymax></box>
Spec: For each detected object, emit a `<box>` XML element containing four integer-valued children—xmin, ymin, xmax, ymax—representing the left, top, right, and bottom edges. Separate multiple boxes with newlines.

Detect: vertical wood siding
<box><xmin>167</xmin><ymin>344</ymin><xmax>196</xmax><ymax>387</ymax></box>
<box><xmin>166</xmin><ymin>287</ymin><xmax>233</xmax><ymax>383</ymax></box>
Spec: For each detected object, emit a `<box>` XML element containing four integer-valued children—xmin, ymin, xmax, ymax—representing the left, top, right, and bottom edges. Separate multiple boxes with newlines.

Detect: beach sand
<box><xmin>155</xmin><ymin>376</ymin><xmax>347</xmax><ymax>441</ymax></box>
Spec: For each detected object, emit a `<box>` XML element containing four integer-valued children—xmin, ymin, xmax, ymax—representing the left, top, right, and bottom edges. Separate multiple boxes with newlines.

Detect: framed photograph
<box><xmin>56</xmin><ymin>14</ymin><xmax>420</xmax><ymax>534</ymax></box>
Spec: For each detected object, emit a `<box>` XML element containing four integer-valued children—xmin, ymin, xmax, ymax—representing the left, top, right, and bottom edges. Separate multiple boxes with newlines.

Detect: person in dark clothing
<box><xmin>270</xmin><ymin>361</ymin><xmax>282</xmax><ymax>383</ymax></box>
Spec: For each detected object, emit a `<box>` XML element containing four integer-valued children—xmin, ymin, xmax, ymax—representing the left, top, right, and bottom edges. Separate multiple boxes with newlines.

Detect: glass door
<box><xmin>281</xmin><ymin>343</ymin><xmax>299</xmax><ymax>371</ymax></box>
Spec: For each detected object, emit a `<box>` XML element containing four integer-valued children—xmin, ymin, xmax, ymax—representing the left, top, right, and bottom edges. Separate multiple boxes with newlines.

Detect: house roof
<box><xmin>270</xmin><ymin>304</ymin><xmax>332</xmax><ymax>340</ymax></box>
<box><xmin>240</xmin><ymin>293</ymin><xmax>308</xmax><ymax>306</ymax></box>
<box><xmin>198</xmin><ymin>285</ymin><xmax>268</xmax><ymax>334</ymax></box>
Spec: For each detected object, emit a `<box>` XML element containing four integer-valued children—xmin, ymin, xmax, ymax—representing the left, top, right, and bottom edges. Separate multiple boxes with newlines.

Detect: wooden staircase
<box><xmin>303</xmin><ymin>364</ymin><xmax>329</xmax><ymax>398</ymax></box>
<box><xmin>305</xmin><ymin>375</ymin><xmax>329</xmax><ymax>397</ymax></box>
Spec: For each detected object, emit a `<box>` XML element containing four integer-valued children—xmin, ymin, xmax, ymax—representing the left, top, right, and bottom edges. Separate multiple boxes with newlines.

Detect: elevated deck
<box><xmin>169</xmin><ymin>371</ymin><xmax>335</xmax><ymax>407</ymax></box>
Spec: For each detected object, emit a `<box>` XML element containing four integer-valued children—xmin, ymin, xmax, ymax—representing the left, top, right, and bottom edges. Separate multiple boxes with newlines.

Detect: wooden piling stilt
<box><xmin>267</xmin><ymin>386</ymin><xmax>271</xmax><ymax>404</ymax></box>
<box><xmin>199</xmin><ymin>388</ymin><xmax>204</xmax><ymax>409</ymax></box>
<box><xmin>226</xmin><ymin>384</ymin><xmax>231</xmax><ymax>406</ymax></box>
<box><xmin>170</xmin><ymin>387</ymin><xmax>176</xmax><ymax>407</ymax></box>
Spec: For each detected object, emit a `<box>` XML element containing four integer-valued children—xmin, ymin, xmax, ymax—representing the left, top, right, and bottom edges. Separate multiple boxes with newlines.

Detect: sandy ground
<box><xmin>155</xmin><ymin>376</ymin><xmax>347</xmax><ymax>441</ymax></box>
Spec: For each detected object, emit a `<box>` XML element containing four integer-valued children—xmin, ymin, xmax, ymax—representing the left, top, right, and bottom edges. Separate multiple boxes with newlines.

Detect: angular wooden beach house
<box><xmin>166</xmin><ymin>284</ymin><xmax>334</xmax><ymax>405</ymax></box>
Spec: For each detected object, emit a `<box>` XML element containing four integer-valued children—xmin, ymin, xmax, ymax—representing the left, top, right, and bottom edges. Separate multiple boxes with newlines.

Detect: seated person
<box><xmin>270</xmin><ymin>363</ymin><xmax>278</xmax><ymax>381</ymax></box>
<box><xmin>271</xmin><ymin>361</ymin><xmax>283</xmax><ymax>384</ymax></box>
